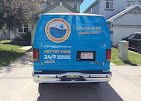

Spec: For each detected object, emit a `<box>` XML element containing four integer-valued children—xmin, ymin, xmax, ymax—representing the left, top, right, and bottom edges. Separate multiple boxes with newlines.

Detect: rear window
<box><xmin>75</xmin><ymin>16</ymin><xmax>104</xmax><ymax>41</ymax></box>
<box><xmin>134</xmin><ymin>34</ymin><xmax>141</xmax><ymax>39</ymax></box>
<box><xmin>42</xmin><ymin>15</ymin><xmax>104</xmax><ymax>42</ymax></box>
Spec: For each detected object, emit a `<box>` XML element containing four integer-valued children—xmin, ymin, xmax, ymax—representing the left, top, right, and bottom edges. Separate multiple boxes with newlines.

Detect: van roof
<box><xmin>41</xmin><ymin>13</ymin><xmax>104</xmax><ymax>17</ymax></box>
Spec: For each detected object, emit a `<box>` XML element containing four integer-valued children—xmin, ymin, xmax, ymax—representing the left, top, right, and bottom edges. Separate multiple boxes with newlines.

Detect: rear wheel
<box><xmin>137</xmin><ymin>46</ymin><xmax>141</xmax><ymax>54</ymax></box>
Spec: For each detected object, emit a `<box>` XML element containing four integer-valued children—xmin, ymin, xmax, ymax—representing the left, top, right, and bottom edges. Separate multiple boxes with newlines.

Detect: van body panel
<box><xmin>33</xmin><ymin>17</ymin><xmax>44</xmax><ymax>71</ymax></box>
<box><xmin>73</xmin><ymin>16</ymin><xmax>105</xmax><ymax>71</ymax></box>
<box><xmin>41</xmin><ymin>15</ymin><xmax>75</xmax><ymax>71</ymax></box>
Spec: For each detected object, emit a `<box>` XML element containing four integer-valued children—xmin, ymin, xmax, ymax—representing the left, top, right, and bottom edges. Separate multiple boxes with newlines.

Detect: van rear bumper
<box><xmin>32</xmin><ymin>71</ymin><xmax>112</xmax><ymax>83</ymax></box>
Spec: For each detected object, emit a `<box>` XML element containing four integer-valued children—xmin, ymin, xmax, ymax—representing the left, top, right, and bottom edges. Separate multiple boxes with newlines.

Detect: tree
<box><xmin>0</xmin><ymin>0</ymin><xmax>41</xmax><ymax>31</ymax></box>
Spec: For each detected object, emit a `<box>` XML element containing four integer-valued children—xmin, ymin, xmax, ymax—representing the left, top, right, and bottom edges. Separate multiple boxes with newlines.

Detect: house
<box><xmin>84</xmin><ymin>0</ymin><xmax>141</xmax><ymax>46</ymax></box>
<box><xmin>84</xmin><ymin>0</ymin><xmax>127</xmax><ymax>19</ymax></box>
<box><xmin>31</xmin><ymin>0</ymin><xmax>84</xmax><ymax>44</ymax></box>
<box><xmin>107</xmin><ymin>5</ymin><xmax>141</xmax><ymax>46</ymax></box>
<box><xmin>0</xmin><ymin>0</ymin><xmax>83</xmax><ymax>44</ymax></box>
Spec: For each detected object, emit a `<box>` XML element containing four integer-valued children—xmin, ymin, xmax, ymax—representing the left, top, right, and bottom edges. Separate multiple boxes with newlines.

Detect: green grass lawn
<box><xmin>111</xmin><ymin>47</ymin><xmax>141</xmax><ymax>66</ymax></box>
<box><xmin>0</xmin><ymin>40</ymin><xmax>27</xmax><ymax>66</ymax></box>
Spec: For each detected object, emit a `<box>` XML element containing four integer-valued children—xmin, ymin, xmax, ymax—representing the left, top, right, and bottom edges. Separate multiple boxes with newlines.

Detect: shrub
<box><xmin>12</xmin><ymin>31</ymin><xmax>31</xmax><ymax>46</ymax></box>
<box><xmin>20</xmin><ymin>31</ymin><xmax>31</xmax><ymax>42</ymax></box>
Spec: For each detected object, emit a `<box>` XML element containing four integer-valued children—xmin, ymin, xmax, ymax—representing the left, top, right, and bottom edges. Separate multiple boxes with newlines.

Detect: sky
<box><xmin>80</xmin><ymin>0</ymin><xmax>96</xmax><ymax>13</ymax></box>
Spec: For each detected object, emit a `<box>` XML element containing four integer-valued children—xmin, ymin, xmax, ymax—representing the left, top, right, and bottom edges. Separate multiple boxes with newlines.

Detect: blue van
<box><xmin>33</xmin><ymin>13</ymin><xmax>112</xmax><ymax>83</ymax></box>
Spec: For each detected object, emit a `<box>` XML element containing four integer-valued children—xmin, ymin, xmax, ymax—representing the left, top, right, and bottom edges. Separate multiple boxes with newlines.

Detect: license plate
<box><xmin>81</xmin><ymin>52</ymin><xmax>93</xmax><ymax>59</ymax></box>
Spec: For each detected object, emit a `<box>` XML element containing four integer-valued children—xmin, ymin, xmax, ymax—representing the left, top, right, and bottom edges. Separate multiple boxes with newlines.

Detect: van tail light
<box><xmin>33</xmin><ymin>48</ymin><xmax>39</xmax><ymax>62</ymax></box>
<box><xmin>106</xmin><ymin>49</ymin><xmax>111</xmax><ymax>62</ymax></box>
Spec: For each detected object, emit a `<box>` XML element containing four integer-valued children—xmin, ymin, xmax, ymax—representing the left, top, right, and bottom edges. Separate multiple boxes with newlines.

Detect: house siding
<box><xmin>10</xmin><ymin>24</ymin><xmax>32</xmax><ymax>40</ymax></box>
<box><xmin>0</xmin><ymin>29</ymin><xmax>10</xmax><ymax>40</ymax></box>
<box><xmin>87</xmin><ymin>2</ymin><xmax>100</xmax><ymax>14</ymax></box>
<box><xmin>85</xmin><ymin>0</ymin><xmax>141</xmax><ymax>19</ymax></box>
<box><xmin>113</xmin><ymin>13</ymin><xmax>141</xmax><ymax>25</ymax></box>
<box><xmin>112</xmin><ymin>13</ymin><xmax>141</xmax><ymax>46</ymax></box>
<box><xmin>85</xmin><ymin>0</ymin><xmax>128</xmax><ymax>19</ymax></box>
<box><xmin>48</xmin><ymin>0</ymin><xmax>82</xmax><ymax>12</ymax></box>
<box><xmin>43</xmin><ymin>6</ymin><xmax>74</xmax><ymax>13</ymax></box>
<box><xmin>65</xmin><ymin>1</ymin><xmax>81</xmax><ymax>12</ymax></box>
<box><xmin>127</xmin><ymin>0</ymin><xmax>141</xmax><ymax>6</ymax></box>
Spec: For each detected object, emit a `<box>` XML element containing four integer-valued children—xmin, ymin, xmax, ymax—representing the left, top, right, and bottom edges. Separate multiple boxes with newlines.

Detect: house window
<box><xmin>106</xmin><ymin>1</ymin><xmax>114</xmax><ymax>9</ymax></box>
<box><xmin>18</xmin><ymin>25</ymin><xmax>28</xmax><ymax>33</ymax></box>
<box><xmin>74</xmin><ymin>2</ymin><xmax>77</xmax><ymax>10</ymax></box>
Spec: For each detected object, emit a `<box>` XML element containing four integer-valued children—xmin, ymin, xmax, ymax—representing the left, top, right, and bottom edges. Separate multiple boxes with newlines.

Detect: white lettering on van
<box><xmin>57</xmin><ymin>55</ymin><xmax>71</xmax><ymax>59</ymax></box>
<box><xmin>44</xmin><ymin>55</ymin><xmax>56</xmax><ymax>60</ymax></box>
<box><xmin>44</xmin><ymin>45</ymin><xmax>71</xmax><ymax>48</ymax></box>
<box><xmin>44</xmin><ymin>55</ymin><xmax>71</xmax><ymax>60</ymax></box>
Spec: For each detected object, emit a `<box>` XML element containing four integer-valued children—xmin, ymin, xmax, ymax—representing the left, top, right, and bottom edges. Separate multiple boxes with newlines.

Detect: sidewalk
<box><xmin>110</xmin><ymin>65</ymin><xmax>141</xmax><ymax>101</ymax></box>
<box><xmin>0</xmin><ymin>50</ymin><xmax>39</xmax><ymax>101</ymax></box>
<box><xmin>20</xmin><ymin>46</ymin><xmax>32</xmax><ymax>50</ymax></box>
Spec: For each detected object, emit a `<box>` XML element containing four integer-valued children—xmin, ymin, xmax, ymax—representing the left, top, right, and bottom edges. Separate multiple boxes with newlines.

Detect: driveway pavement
<box><xmin>0</xmin><ymin>50</ymin><xmax>141</xmax><ymax>101</ymax></box>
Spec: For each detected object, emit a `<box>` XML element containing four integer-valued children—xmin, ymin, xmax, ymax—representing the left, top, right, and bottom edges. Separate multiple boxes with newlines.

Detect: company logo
<box><xmin>45</xmin><ymin>18</ymin><xmax>71</xmax><ymax>43</ymax></box>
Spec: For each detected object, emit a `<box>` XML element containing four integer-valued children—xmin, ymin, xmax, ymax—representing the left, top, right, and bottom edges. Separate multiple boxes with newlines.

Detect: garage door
<box><xmin>112</xmin><ymin>26</ymin><xmax>141</xmax><ymax>46</ymax></box>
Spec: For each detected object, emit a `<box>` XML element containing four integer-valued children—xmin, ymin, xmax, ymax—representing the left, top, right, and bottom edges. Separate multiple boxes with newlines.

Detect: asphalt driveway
<box><xmin>0</xmin><ymin>50</ymin><xmax>141</xmax><ymax>101</ymax></box>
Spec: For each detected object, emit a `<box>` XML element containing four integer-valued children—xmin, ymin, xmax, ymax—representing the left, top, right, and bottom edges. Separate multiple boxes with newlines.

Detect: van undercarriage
<box><xmin>32</xmin><ymin>71</ymin><xmax>112</xmax><ymax>83</ymax></box>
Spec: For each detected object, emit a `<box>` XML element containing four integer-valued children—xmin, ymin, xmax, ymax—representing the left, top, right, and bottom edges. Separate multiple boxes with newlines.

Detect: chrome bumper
<box><xmin>32</xmin><ymin>71</ymin><xmax>112</xmax><ymax>83</ymax></box>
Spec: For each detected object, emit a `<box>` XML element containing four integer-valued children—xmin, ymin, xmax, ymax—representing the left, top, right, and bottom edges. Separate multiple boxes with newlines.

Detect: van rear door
<box><xmin>73</xmin><ymin>16</ymin><xmax>105</xmax><ymax>71</ymax></box>
<box><xmin>41</xmin><ymin>15</ymin><xmax>74</xmax><ymax>71</ymax></box>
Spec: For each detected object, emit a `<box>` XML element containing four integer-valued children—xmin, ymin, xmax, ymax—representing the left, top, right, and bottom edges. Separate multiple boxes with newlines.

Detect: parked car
<box><xmin>33</xmin><ymin>13</ymin><xmax>112</xmax><ymax>83</ymax></box>
<box><xmin>122</xmin><ymin>32</ymin><xmax>141</xmax><ymax>53</ymax></box>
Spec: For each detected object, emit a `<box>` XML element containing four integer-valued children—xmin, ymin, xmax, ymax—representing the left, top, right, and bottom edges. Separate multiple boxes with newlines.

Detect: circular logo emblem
<box><xmin>45</xmin><ymin>18</ymin><xmax>71</xmax><ymax>43</ymax></box>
